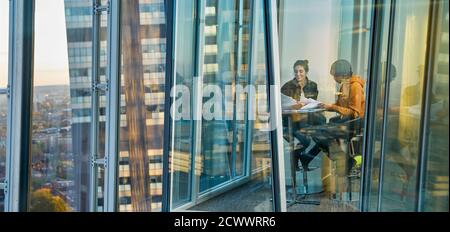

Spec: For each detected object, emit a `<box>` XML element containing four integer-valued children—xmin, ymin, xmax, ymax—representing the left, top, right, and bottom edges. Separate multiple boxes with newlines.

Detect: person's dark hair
<box><xmin>293</xmin><ymin>60</ymin><xmax>309</xmax><ymax>73</ymax></box>
<box><xmin>330</xmin><ymin>59</ymin><xmax>352</xmax><ymax>77</ymax></box>
<box><xmin>303</xmin><ymin>84</ymin><xmax>318</xmax><ymax>99</ymax></box>
<box><xmin>381</xmin><ymin>62</ymin><xmax>397</xmax><ymax>82</ymax></box>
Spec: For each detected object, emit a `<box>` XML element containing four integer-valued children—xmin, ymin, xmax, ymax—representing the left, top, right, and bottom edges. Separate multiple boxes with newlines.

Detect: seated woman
<box><xmin>281</xmin><ymin>60</ymin><xmax>318</xmax><ymax>101</ymax></box>
<box><xmin>281</xmin><ymin>60</ymin><xmax>325</xmax><ymax>170</ymax></box>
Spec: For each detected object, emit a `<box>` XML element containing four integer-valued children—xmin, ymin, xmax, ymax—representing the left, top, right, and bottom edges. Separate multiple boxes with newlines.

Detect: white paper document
<box><xmin>281</xmin><ymin>94</ymin><xmax>298</xmax><ymax>110</ymax></box>
<box><xmin>300</xmin><ymin>98</ymin><xmax>322</xmax><ymax>110</ymax></box>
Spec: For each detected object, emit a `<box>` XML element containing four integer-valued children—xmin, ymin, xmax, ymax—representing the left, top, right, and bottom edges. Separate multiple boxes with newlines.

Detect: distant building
<box><xmin>64</xmin><ymin>0</ymin><xmax>167</xmax><ymax>211</ymax></box>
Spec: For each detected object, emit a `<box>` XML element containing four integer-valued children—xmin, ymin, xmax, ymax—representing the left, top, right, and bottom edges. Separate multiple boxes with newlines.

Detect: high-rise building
<box><xmin>63</xmin><ymin>0</ymin><xmax>167</xmax><ymax>212</ymax></box>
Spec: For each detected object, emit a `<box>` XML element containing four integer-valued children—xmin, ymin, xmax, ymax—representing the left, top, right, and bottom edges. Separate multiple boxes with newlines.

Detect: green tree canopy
<box><xmin>29</xmin><ymin>188</ymin><xmax>70</xmax><ymax>212</ymax></box>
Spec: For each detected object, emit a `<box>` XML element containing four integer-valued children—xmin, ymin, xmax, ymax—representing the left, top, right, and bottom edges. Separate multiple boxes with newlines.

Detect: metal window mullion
<box><xmin>168</xmin><ymin>0</ymin><xmax>180</xmax><ymax>211</ymax></box>
<box><xmin>416</xmin><ymin>0</ymin><xmax>440</xmax><ymax>212</ymax></box>
<box><xmin>359</xmin><ymin>0</ymin><xmax>386</xmax><ymax>212</ymax></box>
<box><xmin>377</xmin><ymin>0</ymin><xmax>396</xmax><ymax>212</ymax></box>
<box><xmin>189</xmin><ymin>0</ymin><xmax>206</xmax><ymax>206</ymax></box>
<box><xmin>244</xmin><ymin>0</ymin><xmax>256</xmax><ymax>178</ymax></box>
<box><xmin>89</xmin><ymin>0</ymin><xmax>102</xmax><ymax>212</ymax></box>
<box><xmin>263</xmin><ymin>0</ymin><xmax>287</xmax><ymax>212</ymax></box>
<box><xmin>162</xmin><ymin>0</ymin><xmax>175</xmax><ymax>212</ymax></box>
<box><xmin>230</xmin><ymin>0</ymin><xmax>245</xmax><ymax>179</ymax></box>
<box><xmin>104</xmin><ymin>0</ymin><xmax>121</xmax><ymax>212</ymax></box>
<box><xmin>5</xmin><ymin>0</ymin><xmax>35</xmax><ymax>212</ymax></box>
<box><xmin>4</xmin><ymin>0</ymin><xmax>16</xmax><ymax>212</ymax></box>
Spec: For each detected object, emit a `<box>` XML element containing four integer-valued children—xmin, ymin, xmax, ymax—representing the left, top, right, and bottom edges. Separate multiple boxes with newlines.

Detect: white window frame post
<box><xmin>104</xmin><ymin>0</ymin><xmax>121</xmax><ymax>212</ymax></box>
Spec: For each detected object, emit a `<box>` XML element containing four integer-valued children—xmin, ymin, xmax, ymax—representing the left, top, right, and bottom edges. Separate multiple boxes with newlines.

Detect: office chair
<box><xmin>346</xmin><ymin>129</ymin><xmax>363</xmax><ymax>201</ymax></box>
<box><xmin>325</xmin><ymin>117</ymin><xmax>363</xmax><ymax>202</ymax></box>
<box><xmin>295</xmin><ymin>143</ymin><xmax>322</xmax><ymax>196</ymax></box>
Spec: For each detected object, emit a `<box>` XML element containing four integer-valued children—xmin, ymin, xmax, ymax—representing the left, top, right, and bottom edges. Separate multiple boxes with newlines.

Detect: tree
<box><xmin>29</xmin><ymin>188</ymin><xmax>70</xmax><ymax>212</ymax></box>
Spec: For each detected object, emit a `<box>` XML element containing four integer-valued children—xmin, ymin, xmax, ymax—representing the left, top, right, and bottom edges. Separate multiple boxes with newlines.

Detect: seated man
<box><xmin>319</xmin><ymin>59</ymin><xmax>365</xmax><ymax>121</ymax></box>
<box><xmin>316</xmin><ymin>59</ymin><xmax>366</xmax><ymax>198</ymax></box>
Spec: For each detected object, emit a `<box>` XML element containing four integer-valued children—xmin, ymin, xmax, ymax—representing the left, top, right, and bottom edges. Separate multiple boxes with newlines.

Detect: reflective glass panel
<box><xmin>29</xmin><ymin>0</ymin><xmax>92</xmax><ymax>212</ymax></box>
<box><xmin>423</xmin><ymin>0</ymin><xmax>448</xmax><ymax>212</ymax></box>
<box><xmin>367</xmin><ymin>0</ymin><xmax>392</xmax><ymax>211</ymax></box>
<box><xmin>245</xmin><ymin>0</ymin><xmax>274</xmax><ymax>212</ymax></box>
<box><xmin>170</xmin><ymin>0</ymin><xmax>274</xmax><ymax>212</ymax></box>
<box><xmin>198</xmin><ymin>0</ymin><xmax>237</xmax><ymax>192</ymax></box>
<box><xmin>118</xmin><ymin>0</ymin><xmax>167</xmax><ymax>212</ymax></box>
<box><xmin>380</xmin><ymin>0</ymin><xmax>430</xmax><ymax>211</ymax></box>
<box><xmin>170</xmin><ymin>0</ymin><xmax>195</xmax><ymax>208</ymax></box>
<box><xmin>185</xmin><ymin>0</ymin><xmax>274</xmax><ymax>212</ymax></box>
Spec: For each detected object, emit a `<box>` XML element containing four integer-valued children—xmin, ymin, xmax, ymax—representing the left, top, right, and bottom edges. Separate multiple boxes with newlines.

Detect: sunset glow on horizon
<box><xmin>1</xmin><ymin>0</ymin><xmax>71</xmax><ymax>87</ymax></box>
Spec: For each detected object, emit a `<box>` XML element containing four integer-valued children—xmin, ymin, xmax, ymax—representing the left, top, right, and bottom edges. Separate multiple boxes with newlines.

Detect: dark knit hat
<box><xmin>330</xmin><ymin>59</ymin><xmax>352</xmax><ymax>77</ymax></box>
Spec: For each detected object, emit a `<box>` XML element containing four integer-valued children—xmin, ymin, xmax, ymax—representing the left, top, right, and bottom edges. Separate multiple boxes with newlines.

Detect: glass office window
<box><xmin>197</xmin><ymin>0</ymin><xmax>255</xmax><ymax>194</ymax></box>
<box><xmin>198</xmin><ymin>0</ymin><xmax>237</xmax><ymax>192</ymax></box>
<box><xmin>367</xmin><ymin>0</ymin><xmax>393</xmax><ymax>211</ymax></box>
<box><xmin>423</xmin><ymin>0</ymin><xmax>449</xmax><ymax>212</ymax></box>
<box><xmin>29</xmin><ymin>0</ymin><xmax>92</xmax><ymax>212</ymax></box>
<box><xmin>380</xmin><ymin>0</ymin><xmax>430</xmax><ymax>212</ymax></box>
<box><xmin>228</xmin><ymin>0</ymin><xmax>252</xmax><ymax>181</ymax></box>
<box><xmin>276</xmin><ymin>0</ymin><xmax>373</xmax><ymax>212</ymax></box>
<box><xmin>170</xmin><ymin>0</ymin><xmax>195</xmax><ymax>209</ymax></box>
<box><xmin>0</xmin><ymin>0</ymin><xmax>9</xmax><ymax>212</ymax></box>
<box><xmin>170</xmin><ymin>0</ymin><xmax>274</xmax><ymax>212</ymax></box>
<box><xmin>245</xmin><ymin>0</ymin><xmax>274</xmax><ymax>212</ymax></box>
<box><xmin>118</xmin><ymin>0</ymin><xmax>167</xmax><ymax>212</ymax></box>
<box><xmin>194</xmin><ymin>0</ymin><xmax>273</xmax><ymax>211</ymax></box>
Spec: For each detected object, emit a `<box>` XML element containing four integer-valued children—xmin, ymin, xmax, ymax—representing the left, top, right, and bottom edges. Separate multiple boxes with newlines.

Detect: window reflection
<box><xmin>423</xmin><ymin>0</ymin><xmax>448</xmax><ymax>212</ymax></box>
<box><xmin>118</xmin><ymin>0</ymin><xmax>167</xmax><ymax>212</ymax></box>
<box><xmin>170</xmin><ymin>0</ymin><xmax>274</xmax><ymax>212</ymax></box>
<box><xmin>170</xmin><ymin>0</ymin><xmax>195</xmax><ymax>208</ymax></box>
<box><xmin>380</xmin><ymin>0</ymin><xmax>431</xmax><ymax>212</ymax></box>
<box><xmin>368</xmin><ymin>0</ymin><xmax>393</xmax><ymax>210</ymax></box>
<box><xmin>247</xmin><ymin>0</ymin><xmax>273</xmax><ymax>212</ymax></box>
<box><xmin>199</xmin><ymin>0</ymin><xmax>236</xmax><ymax>193</ymax></box>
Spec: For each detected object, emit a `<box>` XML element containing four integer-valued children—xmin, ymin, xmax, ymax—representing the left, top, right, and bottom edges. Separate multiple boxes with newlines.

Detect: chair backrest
<box><xmin>327</xmin><ymin>116</ymin><xmax>363</xmax><ymax>139</ymax></box>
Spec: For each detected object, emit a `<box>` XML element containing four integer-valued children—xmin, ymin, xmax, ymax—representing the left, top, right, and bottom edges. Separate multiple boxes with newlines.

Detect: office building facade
<box><xmin>0</xmin><ymin>0</ymin><xmax>448</xmax><ymax>212</ymax></box>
